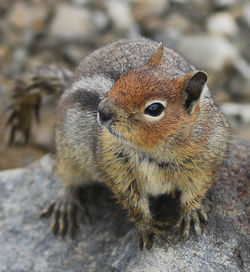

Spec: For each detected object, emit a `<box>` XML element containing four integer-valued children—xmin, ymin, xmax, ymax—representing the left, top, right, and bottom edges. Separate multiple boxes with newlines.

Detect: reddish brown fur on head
<box><xmin>98</xmin><ymin>44</ymin><xmax>208</xmax><ymax>150</ymax></box>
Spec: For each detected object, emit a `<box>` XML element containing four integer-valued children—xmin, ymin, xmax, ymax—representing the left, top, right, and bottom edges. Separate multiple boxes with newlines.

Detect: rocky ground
<box><xmin>0</xmin><ymin>136</ymin><xmax>249</xmax><ymax>272</ymax></box>
<box><xmin>0</xmin><ymin>0</ymin><xmax>250</xmax><ymax>169</ymax></box>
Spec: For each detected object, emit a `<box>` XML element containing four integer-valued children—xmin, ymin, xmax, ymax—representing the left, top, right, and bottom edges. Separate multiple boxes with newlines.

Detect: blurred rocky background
<box><xmin>0</xmin><ymin>0</ymin><xmax>249</xmax><ymax>170</ymax></box>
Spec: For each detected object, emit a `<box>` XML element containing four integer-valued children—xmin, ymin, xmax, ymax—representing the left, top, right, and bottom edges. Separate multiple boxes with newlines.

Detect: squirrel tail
<box><xmin>6</xmin><ymin>65</ymin><xmax>73</xmax><ymax>146</ymax></box>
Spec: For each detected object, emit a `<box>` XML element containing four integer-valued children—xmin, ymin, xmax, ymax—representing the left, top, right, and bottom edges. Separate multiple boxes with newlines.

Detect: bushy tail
<box><xmin>6</xmin><ymin>65</ymin><xmax>73</xmax><ymax>146</ymax></box>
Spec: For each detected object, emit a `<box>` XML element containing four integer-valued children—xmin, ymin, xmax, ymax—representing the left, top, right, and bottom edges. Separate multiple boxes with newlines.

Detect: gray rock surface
<box><xmin>0</xmin><ymin>136</ymin><xmax>249</xmax><ymax>272</ymax></box>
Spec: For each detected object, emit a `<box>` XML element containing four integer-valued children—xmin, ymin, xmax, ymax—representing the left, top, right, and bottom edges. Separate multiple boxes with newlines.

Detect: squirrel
<box><xmin>6</xmin><ymin>38</ymin><xmax>229</xmax><ymax>250</ymax></box>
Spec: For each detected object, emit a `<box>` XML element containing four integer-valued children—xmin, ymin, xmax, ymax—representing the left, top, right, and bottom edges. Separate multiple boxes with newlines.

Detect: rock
<box><xmin>242</xmin><ymin>2</ymin><xmax>250</xmax><ymax>27</ymax></box>
<box><xmin>221</xmin><ymin>103</ymin><xmax>250</xmax><ymax>123</ymax></box>
<box><xmin>0</xmin><ymin>0</ymin><xmax>8</xmax><ymax>14</ymax></box>
<box><xmin>178</xmin><ymin>35</ymin><xmax>239</xmax><ymax>71</ymax></box>
<box><xmin>5</xmin><ymin>2</ymin><xmax>47</xmax><ymax>48</ymax></box>
<box><xmin>164</xmin><ymin>13</ymin><xmax>192</xmax><ymax>33</ymax></box>
<box><xmin>49</xmin><ymin>4</ymin><xmax>96</xmax><ymax>42</ymax></box>
<box><xmin>221</xmin><ymin>104</ymin><xmax>250</xmax><ymax>140</ymax></box>
<box><xmin>12</xmin><ymin>47</ymin><xmax>28</xmax><ymax>63</ymax></box>
<box><xmin>7</xmin><ymin>2</ymin><xmax>47</xmax><ymax>31</ymax></box>
<box><xmin>206</xmin><ymin>12</ymin><xmax>238</xmax><ymax>36</ymax></box>
<box><xmin>106</xmin><ymin>0</ymin><xmax>136</xmax><ymax>34</ymax></box>
<box><xmin>0</xmin><ymin>45</ymin><xmax>10</xmax><ymax>62</ymax></box>
<box><xmin>212</xmin><ymin>0</ymin><xmax>239</xmax><ymax>9</ymax></box>
<box><xmin>157</xmin><ymin>13</ymin><xmax>191</xmax><ymax>48</ymax></box>
<box><xmin>233</xmin><ymin>57</ymin><xmax>250</xmax><ymax>81</ymax></box>
<box><xmin>0</xmin><ymin>136</ymin><xmax>249</xmax><ymax>271</ymax></box>
<box><xmin>92</xmin><ymin>10</ymin><xmax>109</xmax><ymax>32</ymax></box>
<box><xmin>131</xmin><ymin>0</ymin><xmax>169</xmax><ymax>23</ymax></box>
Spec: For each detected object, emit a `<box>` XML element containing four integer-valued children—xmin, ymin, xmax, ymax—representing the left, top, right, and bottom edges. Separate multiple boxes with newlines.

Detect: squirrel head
<box><xmin>98</xmin><ymin>43</ymin><xmax>208</xmax><ymax>150</ymax></box>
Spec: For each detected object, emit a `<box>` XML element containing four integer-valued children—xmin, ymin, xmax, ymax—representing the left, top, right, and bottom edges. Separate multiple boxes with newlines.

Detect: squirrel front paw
<box><xmin>136</xmin><ymin>221</ymin><xmax>170</xmax><ymax>250</ymax></box>
<box><xmin>136</xmin><ymin>226</ymin><xmax>154</xmax><ymax>250</ymax></box>
<box><xmin>41</xmin><ymin>187</ymin><xmax>89</xmax><ymax>238</ymax></box>
<box><xmin>174</xmin><ymin>205</ymin><xmax>208</xmax><ymax>240</ymax></box>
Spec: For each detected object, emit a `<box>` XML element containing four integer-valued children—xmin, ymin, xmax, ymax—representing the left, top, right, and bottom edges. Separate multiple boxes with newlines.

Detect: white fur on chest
<box><xmin>137</xmin><ymin>158</ymin><xmax>175</xmax><ymax>196</ymax></box>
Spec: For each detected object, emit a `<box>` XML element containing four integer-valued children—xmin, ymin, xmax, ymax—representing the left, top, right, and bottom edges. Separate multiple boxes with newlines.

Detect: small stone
<box><xmin>214</xmin><ymin>90</ymin><xmax>231</xmax><ymax>103</ymax></box>
<box><xmin>8</xmin><ymin>2</ymin><xmax>34</xmax><ymax>28</ymax></box>
<box><xmin>233</xmin><ymin>57</ymin><xmax>250</xmax><ymax>81</ymax></box>
<box><xmin>242</xmin><ymin>2</ymin><xmax>250</xmax><ymax>27</ymax></box>
<box><xmin>8</xmin><ymin>2</ymin><xmax>47</xmax><ymax>31</ymax></box>
<box><xmin>0</xmin><ymin>45</ymin><xmax>10</xmax><ymax>61</ymax></box>
<box><xmin>92</xmin><ymin>10</ymin><xmax>109</xmax><ymax>32</ymax></box>
<box><xmin>49</xmin><ymin>4</ymin><xmax>95</xmax><ymax>42</ymax></box>
<box><xmin>164</xmin><ymin>13</ymin><xmax>192</xmax><ymax>33</ymax></box>
<box><xmin>131</xmin><ymin>0</ymin><xmax>169</xmax><ymax>23</ymax></box>
<box><xmin>106</xmin><ymin>0</ymin><xmax>136</xmax><ymax>33</ymax></box>
<box><xmin>212</xmin><ymin>0</ymin><xmax>239</xmax><ymax>9</ymax></box>
<box><xmin>241</xmin><ymin>105</ymin><xmax>250</xmax><ymax>123</ymax></box>
<box><xmin>178</xmin><ymin>35</ymin><xmax>239</xmax><ymax>71</ymax></box>
<box><xmin>13</xmin><ymin>47</ymin><xmax>28</xmax><ymax>63</ymax></box>
<box><xmin>206</xmin><ymin>12</ymin><xmax>238</xmax><ymax>36</ymax></box>
<box><xmin>221</xmin><ymin>103</ymin><xmax>250</xmax><ymax>126</ymax></box>
<box><xmin>158</xmin><ymin>28</ymin><xmax>184</xmax><ymax>50</ymax></box>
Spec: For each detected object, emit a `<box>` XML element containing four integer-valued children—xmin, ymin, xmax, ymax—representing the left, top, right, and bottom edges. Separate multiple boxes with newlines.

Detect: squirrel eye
<box><xmin>144</xmin><ymin>102</ymin><xmax>164</xmax><ymax>117</ymax></box>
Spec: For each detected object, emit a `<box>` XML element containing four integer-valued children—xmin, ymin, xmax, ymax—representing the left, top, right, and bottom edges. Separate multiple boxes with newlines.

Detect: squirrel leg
<box><xmin>135</xmin><ymin>210</ymin><xmax>172</xmax><ymax>249</ymax></box>
<box><xmin>6</xmin><ymin>65</ymin><xmax>72</xmax><ymax>145</ymax></box>
<box><xmin>136</xmin><ymin>224</ymin><xmax>154</xmax><ymax>251</ymax></box>
<box><xmin>117</xmin><ymin>190</ymin><xmax>156</xmax><ymax>250</ymax></box>
<box><xmin>109</xmin><ymin>179</ymin><xmax>154</xmax><ymax>250</ymax></box>
<box><xmin>133</xmin><ymin>199</ymin><xmax>155</xmax><ymax>250</ymax></box>
<box><xmin>175</xmin><ymin>192</ymin><xmax>208</xmax><ymax>240</ymax></box>
<box><xmin>41</xmin><ymin>186</ymin><xmax>89</xmax><ymax>238</ymax></box>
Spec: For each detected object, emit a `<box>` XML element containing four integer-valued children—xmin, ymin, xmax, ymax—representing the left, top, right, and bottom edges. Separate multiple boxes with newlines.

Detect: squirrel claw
<box><xmin>40</xmin><ymin>201</ymin><xmax>55</xmax><ymax>218</ymax></box>
<box><xmin>174</xmin><ymin>207</ymin><xmax>208</xmax><ymax>240</ymax></box>
<box><xmin>137</xmin><ymin>228</ymin><xmax>154</xmax><ymax>250</ymax></box>
<box><xmin>41</xmin><ymin>200</ymin><xmax>78</xmax><ymax>238</ymax></box>
<box><xmin>41</xmin><ymin>187</ymin><xmax>87</xmax><ymax>238</ymax></box>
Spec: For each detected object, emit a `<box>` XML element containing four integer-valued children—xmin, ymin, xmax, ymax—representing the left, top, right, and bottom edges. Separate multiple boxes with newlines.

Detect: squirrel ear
<box><xmin>148</xmin><ymin>43</ymin><xmax>164</xmax><ymax>66</ymax></box>
<box><xmin>182</xmin><ymin>70</ymin><xmax>208</xmax><ymax>113</ymax></box>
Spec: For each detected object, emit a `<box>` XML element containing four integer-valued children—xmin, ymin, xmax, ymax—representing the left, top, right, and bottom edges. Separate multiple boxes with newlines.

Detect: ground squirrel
<box><xmin>7</xmin><ymin>38</ymin><xmax>229</xmax><ymax>250</ymax></box>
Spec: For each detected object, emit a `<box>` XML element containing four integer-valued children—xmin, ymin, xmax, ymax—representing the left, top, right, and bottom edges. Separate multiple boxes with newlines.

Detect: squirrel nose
<box><xmin>97</xmin><ymin>101</ymin><xmax>115</xmax><ymax>123</ymax></box>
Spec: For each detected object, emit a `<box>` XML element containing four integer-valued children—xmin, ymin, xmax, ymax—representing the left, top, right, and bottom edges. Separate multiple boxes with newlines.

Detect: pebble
<box><xmin>0</xmin><ymin>45</ymin><xmax>10</xmax><ymax>61</ymax></box>
<box><xmin>164</xmin><ymin>13</ymin><xmax>192</xmax><ymax>33</ymax></box>
<box><xmin>8</xmin><ymin>2</ymin><xmax>47</xmax><ymax>31</ymax></box>
<box><xmin>242</xmin><ymin>2</ymin><xmax>250</xmax><ymax>27</ymax></box>
<box><xmin>159</xmin><ymin>13</ymin><xmax>191</xmax><ymax>46</ymax></box>
<box><xmin>221</xmin><ymin>103</ymin><xmax>250</xmax><ymax>123</ymax></box>
<box><xmin>212</xmin><ymin>0</ymin><xmax>240</xmax><ymax>9</ymax></box>
<box><xmin>206</xmin><ymin>12</ymin><xmax>238</xmax><ymax>36</ymax></box>
<box><xmin>49</xmin><ymin>4</ymin><xmax>95</xmax><ymax>42</ymax></box>
<box><xmin>131</xmin><ymin>0</ymin><xmax>169</xmax><ymax>23</ymax></box>
<box><xmin>178</xmin><ymin>35</ymin><xmax>239</xmax><ymax>71</ymax></box>
<box><xmin>106</xmin><ymin>0</ymin><xmax>136</xmax><ymax>34</ymax></box>
<box><xmin>92</xmin><ymin>10</ymin><xmax>109</xmax><ymax>32</ymax></box>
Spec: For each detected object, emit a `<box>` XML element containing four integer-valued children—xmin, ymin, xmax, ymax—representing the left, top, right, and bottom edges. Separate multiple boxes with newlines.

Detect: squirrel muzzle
<box><xmin>97</xmin><ymin>99</ymin><xmax>116</xmax><ymax>124</ymax></box>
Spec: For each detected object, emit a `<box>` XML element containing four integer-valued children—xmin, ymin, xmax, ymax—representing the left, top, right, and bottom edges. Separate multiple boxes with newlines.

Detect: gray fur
<box><xmin>73</xmin><ymin>38</ymin><xmax>194</xmax><ymax>83</ymax></box>
<box><xmin>63</xmin><ymin>75</ymin><xmax>114</xmax><ymax>99</ymax></box>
